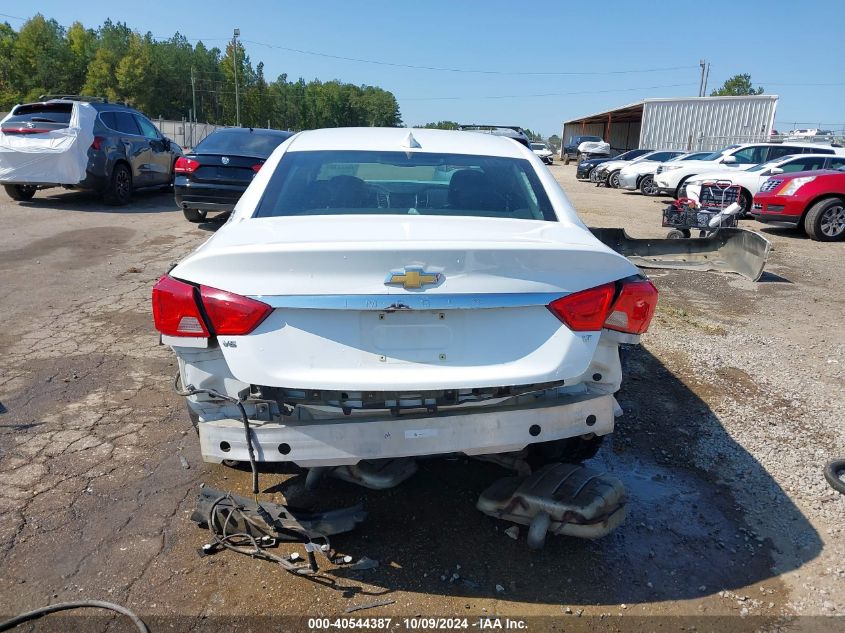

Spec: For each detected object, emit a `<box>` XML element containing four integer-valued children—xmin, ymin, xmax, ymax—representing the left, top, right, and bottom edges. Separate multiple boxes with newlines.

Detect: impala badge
<box><xmin>221</xmin><ymin>156</ymin><xmax>230</xmax><ymax>165</ymax></box>
<box><xmin>385</xmin><ymin>267</ymin><xmax>441</xmax><ymax>290</ymax></box>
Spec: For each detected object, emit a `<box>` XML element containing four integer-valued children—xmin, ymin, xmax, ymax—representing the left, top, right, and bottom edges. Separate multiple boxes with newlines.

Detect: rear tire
<box><xmin>4</xmin><ymin>184</ymin><xmax>36</xmax><ymax>201</ymax></box>
<box><xmin>737</xmin><ymin>189</ymin><xmax>753</xmax><ymax>218</ymax></box>
<box><xmin>183</xmin><ymin>208</ymin><xmax>207</xmax><ymax>223</ymax></box>
<box><xmin>564</xmin><ymin>155</ymin><xmax>571</xmax><ymax>165</ymax></box>
<box><xmin>526</xmin><ymin>434</ymin><xmax>604</xmax><ymax>469</ymax></box>
<box><xmin>104</xmin><ymin>163</ymin><xmax>132</xmax><ymax>206</ymax></box>
<box><xmin>804</xmin><ymin>197</ymin><xmax>845</xmax><ymax>241</ymax></box>
<box><xmin>640</xmin><ymin>175</ymin><xmax>659</xmax><ymax>196</ymax></box>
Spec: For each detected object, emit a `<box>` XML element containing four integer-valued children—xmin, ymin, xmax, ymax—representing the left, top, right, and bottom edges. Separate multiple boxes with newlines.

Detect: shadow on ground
<box><xmin>14</xmin><ymin>188</ymin><xmax>179</xmax><ymax>213</ymax></box>
<box><xmin>231</xmin><ymin>346</ymin><xmax>821</xmax><ymax>606</ymax></box>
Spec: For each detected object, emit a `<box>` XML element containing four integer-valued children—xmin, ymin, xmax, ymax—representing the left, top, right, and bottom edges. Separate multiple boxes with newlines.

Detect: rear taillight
<box><xmin>152</xmin><ymin>276</ymin><xmax>209</xmax><ymax>337</ymax></box>
<box><xmin>91</xmin><ymin>136</ymin><xmax>104</xmax><ymax>150</ymax></box>
<box><xmin>174</xmin><ymin>157</ymin><xmax>200</xmax><ymax>174</ymax></box>
<box><xmin>547</xmin><ymin>283</ymin><xmax>616</xmax><ymax>331</ymax></box>
<box><xmin>251</xmin><ymin>163</ymin><xmax>263</xmax><ymax>173</ymax></box>
<box><xmin>604</xmin><ymin>280</ymin><xmax>658</xmax><ymax>334</ymax></box>
<box><xmin>199</xmin><ymin>285</ymin><xmax>272</xmax><ymax>335</ymax></box>
<box><xmin>152</xmin><ymin>275</ymin><xmax>272</xmax><ymax>337</ymax></box>
<box><xmin>547</xmin><ymin>279</ymin><xmax>658</xmax><ymax>334</ymax></box>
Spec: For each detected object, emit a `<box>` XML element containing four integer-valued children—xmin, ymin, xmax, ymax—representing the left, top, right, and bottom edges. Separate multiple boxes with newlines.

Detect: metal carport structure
<box><xmin>561</xmin><ymin>95</ymin><xmax>778</xmax><ymax>156</ymax></box>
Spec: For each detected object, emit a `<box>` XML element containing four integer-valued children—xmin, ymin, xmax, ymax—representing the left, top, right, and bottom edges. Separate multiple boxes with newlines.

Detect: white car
<box><xmin>684</xmin><ymin>153</ymin><xmax>845</xmax><ymax>213</ymax></box>
<box><xmin>653</xmin><ymin>142</ymin><xmax>844</xmax><ymax>198</ymax></box>
<box><xmin>617</xmin><ymin>151</ymin><xmax>686</xmax><ymax>195</ymax></box>
<box><xmin>597</xmin><ymin>150</ymin><xmax>682</xmax><ymax>188</ymax></box>
<box><xmin>530</xmin><ymin>142</ymin><xmax>554</xmax><ymax>165</ymax></box>
<box><xmin>152</xmin><ymin>127</ymin><xmax>657</xmax><ymax>489</ymax></box>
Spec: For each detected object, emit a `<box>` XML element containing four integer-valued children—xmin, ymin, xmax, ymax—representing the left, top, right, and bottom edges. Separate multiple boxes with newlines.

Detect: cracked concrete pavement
<box><xmin>0</xmin><ymin>172</ymin><xmax>843</xmax><ymax>632</ymax></box>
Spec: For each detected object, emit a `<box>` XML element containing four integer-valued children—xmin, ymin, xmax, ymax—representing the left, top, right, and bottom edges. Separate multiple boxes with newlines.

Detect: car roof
<box><xmin>20</xmin><ymin>99</ymin><xmax>143</xmax><ymax>115</ymax></box>
<box><xmin>285</xmin><ymin>127</ymin><xmax>531</xmax><ymax>158</ymax></box>
<box><xmin>209</xmin><ymin>127</ymin><xmax>293</xmax><ymax>137</ymax></box>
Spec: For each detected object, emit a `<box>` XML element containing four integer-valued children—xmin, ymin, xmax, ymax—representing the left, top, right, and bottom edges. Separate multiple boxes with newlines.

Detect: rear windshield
<box><xmin>6</xmin><ymin>103</ymin><xmax>72</xmax><ymax>126</ymax></box>
<box><xmin>253</xmin><ymin>150</ymin><xmax>557</xmax><ymax>221</ymax></box>
<box><xmin>195</xmin><ymin>130</ymin><xmax>292</xmax><ymax>157</ymax></box>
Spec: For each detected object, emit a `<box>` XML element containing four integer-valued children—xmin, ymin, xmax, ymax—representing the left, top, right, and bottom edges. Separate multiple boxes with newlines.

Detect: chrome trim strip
<box><xmin>248</xmin><ymin>292</ymin><xmax>564</xmax><ymax>310</ymax></box>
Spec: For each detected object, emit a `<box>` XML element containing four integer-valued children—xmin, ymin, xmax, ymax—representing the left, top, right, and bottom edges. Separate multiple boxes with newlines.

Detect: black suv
<box><xmin>1</xmin><ymin>96</ymin><xmax>182</xmax><ymax>205</ymax></box>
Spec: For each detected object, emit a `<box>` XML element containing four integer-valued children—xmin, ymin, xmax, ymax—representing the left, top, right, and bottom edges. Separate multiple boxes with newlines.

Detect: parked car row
<box><xmin>0</xmin><ymin>96</ymin><xmax>183</xmax><ymax>204</ymax></box>
<box><xmin>0</xmin><ymin>95</ymin><xmax>298</xmax><ymax>225</ymax></box>
<box><xmin>569</xmin><ymin>140</ymin><xmax>845</xmax><ymax>240</ymax></box>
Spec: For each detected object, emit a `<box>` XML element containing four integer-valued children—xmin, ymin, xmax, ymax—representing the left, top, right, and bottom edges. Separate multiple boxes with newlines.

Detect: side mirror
<box><xmin>162</xmin><ymin>137</ymin><xmax>172</xmax><ymax>151</ymax></box>
<box><xmin>722</xmin><ymin>155</ymin><xmax>737</xmax><ymax>164</ymax></box>
<box><xmin>769</xmin><ymin>167</ymin><xmax>784</xmax><ymax>175</ymax></box>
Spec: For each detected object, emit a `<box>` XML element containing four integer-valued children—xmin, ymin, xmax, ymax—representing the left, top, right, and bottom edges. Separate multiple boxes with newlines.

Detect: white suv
<box><xmin>653</xmin><ymin>142</ymin><xmax>842</xmax><ymax>198</ymax></box>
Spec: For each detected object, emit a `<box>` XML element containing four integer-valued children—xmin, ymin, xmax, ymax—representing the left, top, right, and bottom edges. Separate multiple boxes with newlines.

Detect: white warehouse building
<box><xmin>561</xmin><ymin>95</ymin><xmax>779</xmax><ymax>154</ymax></box>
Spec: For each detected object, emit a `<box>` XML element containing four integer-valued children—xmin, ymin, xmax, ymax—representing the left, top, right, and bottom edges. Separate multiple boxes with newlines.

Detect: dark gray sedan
<box><xmin>174</xmin><ymin>128</ymin><xmax>293</xmax><ymax>223</ymax></box>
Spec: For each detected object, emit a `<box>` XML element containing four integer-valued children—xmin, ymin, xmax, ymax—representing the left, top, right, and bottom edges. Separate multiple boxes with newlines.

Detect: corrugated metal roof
<box><xmin>563</xmin><ymin>100</ymin><xmax>644</xmax><ymax>125</ymax></box>
<box><xmin>562</xmin><ymin>95</ymin><xmax>780</xmax><ymax>152</ymax></box>
<box><xmin>639</xmin><ymin>96</ymin><xmax>778</xmax><ymax>151</ymax></box>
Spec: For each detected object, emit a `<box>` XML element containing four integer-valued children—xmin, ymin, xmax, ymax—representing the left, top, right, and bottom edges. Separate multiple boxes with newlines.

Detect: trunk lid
<box><xmin>171</xmin><ymin>215</ymin><xmax>638</xmax><ymax>391</ymax></box>
<box><xmin>186</xmin><ymin>153</ymin><xmax>262</xmax><ymax>185</ymax></box>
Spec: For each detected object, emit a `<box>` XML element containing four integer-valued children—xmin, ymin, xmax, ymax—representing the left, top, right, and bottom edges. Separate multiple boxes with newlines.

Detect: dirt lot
<box><xmin>0</xmin><ymin>166</ymin><xmax>843</xmax><ymax>632</ymax></box>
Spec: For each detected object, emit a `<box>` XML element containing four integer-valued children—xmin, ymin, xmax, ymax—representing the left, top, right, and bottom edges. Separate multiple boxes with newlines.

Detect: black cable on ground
<box><xmin>824</xmin><ymin>458</ymin><xmax>845</xmax><ymax>495</ymax></box>
<box><xmin>174</xmin><ymin>373</ymin><xmax>259</xmax><ymax>494</ymax></box>
<box><xmin>205</xmin><ymin>493</ymin><xmax>326</xmax><ymax>575</ymax></box>
<box><xmin>0</xmin><ymin>600</ymin><xmax>148</xmax><ymax>633</ymax></box>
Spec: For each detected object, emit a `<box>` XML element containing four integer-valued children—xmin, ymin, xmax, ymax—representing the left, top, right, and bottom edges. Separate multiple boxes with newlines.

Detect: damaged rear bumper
<box><xmin>198</xmin><ymin>392</ymin><xmax>617</xmax><ymax>467</ymax></box>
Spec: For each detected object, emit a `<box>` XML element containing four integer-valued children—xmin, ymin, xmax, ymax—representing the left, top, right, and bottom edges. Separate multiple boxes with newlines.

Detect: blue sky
<box><xmin>8</xmin><ymin>1</ymin><xmax>845</xmax><ymax>136</ymax></box>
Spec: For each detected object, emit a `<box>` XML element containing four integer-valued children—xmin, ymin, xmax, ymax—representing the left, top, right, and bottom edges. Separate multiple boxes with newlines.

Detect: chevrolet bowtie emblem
<box><xmin>385</xmin><ymin>267</ymin><xmax>441</xmax><ymax>290</ymax></box>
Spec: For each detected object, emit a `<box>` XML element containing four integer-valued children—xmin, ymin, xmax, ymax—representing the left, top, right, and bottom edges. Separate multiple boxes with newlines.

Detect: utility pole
<box><xmin>232</xmin><ymin>28</ymin><xmax>240</xmax><ymax>127</ymax></box>
<box><xmin>703</xmin><ymin>62</ymin><xmax>710</xmax><ymax>97</ymax></box>
<box><xmin>698</xmin><ymin>59</ymin><xmax>706</xmax><ymax>97</ymax></box>
<box><xmin>191</xmin><ymin>67</ymin><xmax>197</xmax><ymax>124</ymax></box>
<box><xmin>190</xmin><ymin>66</ymin><xmax>197</xmax><ymax>146</ymax></box>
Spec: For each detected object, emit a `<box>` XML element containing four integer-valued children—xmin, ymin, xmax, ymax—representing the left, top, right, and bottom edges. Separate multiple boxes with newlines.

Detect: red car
<box><xmin>752</xmin><ymin>168</ymin><xmax>845</xmax><ymax>241</ymax></box>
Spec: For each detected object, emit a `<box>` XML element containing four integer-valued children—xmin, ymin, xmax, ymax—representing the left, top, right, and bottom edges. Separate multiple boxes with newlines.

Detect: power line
<box><xmin>0</xmin><ymin>12</ymin><xmax>26</xmax><ymax>21</ymax></box>
<box><xmin>400</xmin><ymin>82</ymin><xmax>698</xmax><ymax>101</ymax></box>
<box><xmin>242</xmin><ymin>39</ymin><xmax>697</xmax><ymax>77</ymax></box>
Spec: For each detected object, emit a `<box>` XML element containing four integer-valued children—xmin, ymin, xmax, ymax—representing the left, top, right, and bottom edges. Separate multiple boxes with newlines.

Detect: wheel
<box><xmin>526</xmin><ymin>435</ymin><xmax>604</xmax><ymax>469</ymax></box>
<box><xmin>104</xmin><ymin>163</ymin><xmax>132</xmax><ymax>205</ymax></box>
<box><xmin>804</xmin><ymin>198</ymin><xmax>845</xmax><ymax>241</ymax></box>
<box><xmin>737</xmin><ymin>189</ymin><xmax>753</xmax><ymax>218</ymax></box>
<box><xmin>640</xmin><ymin>175</ymin><xmax>659</xmax><ymax>196</ymax></box>
<box><xmin>564</xmin><ymin>155</ymin><xmax>570</xmax><ymax>166</ymax></box>
<box><xmin>674</xmin><ymin>176</ymin><xmax>692</xmax><ymax>199</ymax></box>
<box><xmin>526</xmin><ymin>512</ymin><xmax>551</xmax><ymax>550</ymax></box>
<box><xmin>824</xmin><ymin>459</ymin><xmax>845</xmax><ymax>494</ymax></box>
<box><xmin>608</xmin><ymin>171</ymin><xmax>621</xmax><ymax>189</ymax></box>
<box><xmin>4</xmin><ymin>184</ymin><xmax>36</xmax><ymax>201</ymax></box>
<box><xmin>183</xmin><ymin>208</ymin><xmax>207</xmax><ymax>223</ymax></box>
<box><xmin>666</xmin><ymin>229</ymin><xmax>688</xmax><ymax>239</ymax></box>
<box><xmin>577</xmin><ymin>152</ymin><xmax>586</xmax><ymax>164</ymax></box>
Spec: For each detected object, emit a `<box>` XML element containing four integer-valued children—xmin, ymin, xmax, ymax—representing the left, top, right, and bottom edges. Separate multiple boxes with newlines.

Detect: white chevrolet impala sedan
<box><xmin>152</xmin><ymin>127</ymin><xmax>658</xmax><ymax>473</ymax></box>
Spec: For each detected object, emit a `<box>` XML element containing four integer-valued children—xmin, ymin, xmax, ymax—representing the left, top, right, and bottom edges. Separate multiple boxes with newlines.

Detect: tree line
<box><xmin>0</xmin><ymin>15</ymin><xmax>403</xmax><ymax>129</ymax></box>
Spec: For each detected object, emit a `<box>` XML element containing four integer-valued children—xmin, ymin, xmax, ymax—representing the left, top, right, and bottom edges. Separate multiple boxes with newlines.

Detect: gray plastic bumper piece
<box><xmin>590</xmin><ymin>227</ymin><xmax>772</xmax><ymax>281</ymax></box>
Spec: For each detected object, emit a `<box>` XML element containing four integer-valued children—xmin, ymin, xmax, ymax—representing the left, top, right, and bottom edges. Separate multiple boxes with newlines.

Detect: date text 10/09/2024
<box><xmin>308</xmin><ymin>617</ymin><xmax>529</xmax><ymax>630</ymax></box>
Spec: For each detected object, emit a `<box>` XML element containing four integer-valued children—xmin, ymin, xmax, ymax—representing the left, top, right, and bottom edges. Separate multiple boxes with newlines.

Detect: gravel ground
<box><xmin>0</xmin><ymin>166</ymin><xmax>843</xmax><ymax>633</ymax></box>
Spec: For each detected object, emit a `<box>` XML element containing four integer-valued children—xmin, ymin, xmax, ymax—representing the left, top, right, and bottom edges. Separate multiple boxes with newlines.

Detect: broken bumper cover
<box><xmin>198</xmin><ymin>392</ymin><xmax>616</xmax><ymax>467</ymax></box>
